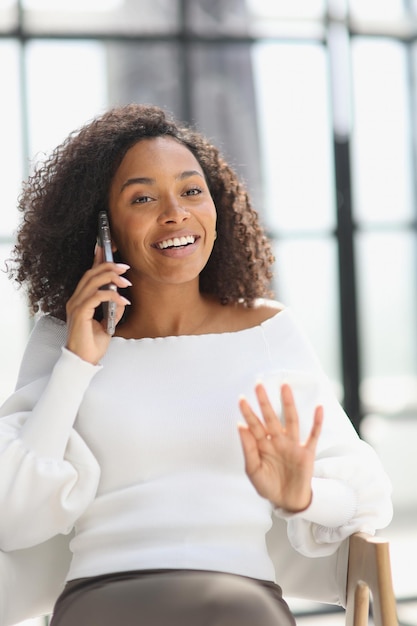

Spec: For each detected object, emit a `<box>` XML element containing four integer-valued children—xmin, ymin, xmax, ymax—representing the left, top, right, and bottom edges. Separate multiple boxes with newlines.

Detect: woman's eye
<box><xmin>184</xmin><ymin>187</ymin><xmax>202</xmax><ymax>197</ymax></box>
<box><xmin>132</xmin><ymin>195</ymin><xmax>152</xmax><ymax>204</ymax></box>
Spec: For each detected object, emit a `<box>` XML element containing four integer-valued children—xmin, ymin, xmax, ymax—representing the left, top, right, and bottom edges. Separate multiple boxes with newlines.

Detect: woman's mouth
<box><xmin>156</xmin><ymin>235</ymin><xmax>197</xmax><ymax>250</ymax></box>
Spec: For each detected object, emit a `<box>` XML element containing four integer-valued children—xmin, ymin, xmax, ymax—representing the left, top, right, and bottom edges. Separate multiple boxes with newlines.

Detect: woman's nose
<box><xmin>158</xmin><ymin>198</ymin><xmax>190</xmax><ymax>224</ymax></box>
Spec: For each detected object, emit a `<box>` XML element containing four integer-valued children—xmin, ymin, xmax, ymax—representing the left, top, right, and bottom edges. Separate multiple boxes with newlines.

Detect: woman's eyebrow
<box><xmin>120</xmin><ymin>170</ymin><xmax>204</xmax><ymax>193</ymax></box>
<box><xmin>120</xmin><ymin>177</ymin><xmax>154</xmax><ymax>192</ymax></box>
<box><xmin>176</xmin><ymin>170</ymin><xmax>204</xmax><ymax>181</ymax></box>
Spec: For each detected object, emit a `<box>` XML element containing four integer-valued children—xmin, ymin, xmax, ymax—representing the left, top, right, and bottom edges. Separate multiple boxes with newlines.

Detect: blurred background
<box><xmin>0</xmin><ymin>0</ymin><xmax>416</xmax><ymax>623</ymax></box>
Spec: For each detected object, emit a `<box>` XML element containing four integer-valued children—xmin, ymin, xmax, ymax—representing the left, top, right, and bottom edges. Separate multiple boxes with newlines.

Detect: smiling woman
<box><xmin>0</xmin><ymin>103</ymin><xmax>393</xmax><ymax>626</ymax></box>
<box><xmin>9</xmin><ymin>104</ymin><xmax>274</xmax><ymax>326</ymax></box>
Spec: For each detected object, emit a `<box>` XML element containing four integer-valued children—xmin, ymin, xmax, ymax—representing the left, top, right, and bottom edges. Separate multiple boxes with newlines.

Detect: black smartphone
<box><xmin>97</xmin><ymin>211</ymin><xmax>117</xmax><ymax>335</ymax></box>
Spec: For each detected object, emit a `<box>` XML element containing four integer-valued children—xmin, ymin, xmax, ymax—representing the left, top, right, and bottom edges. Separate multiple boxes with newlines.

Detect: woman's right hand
<box><xmin>65</xmin><ymin>245</ymin><xmax>131</xmax><ymax>364</ymax></box>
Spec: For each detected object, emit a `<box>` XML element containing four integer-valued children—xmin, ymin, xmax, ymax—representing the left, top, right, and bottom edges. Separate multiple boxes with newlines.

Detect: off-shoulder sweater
<box><xmin>0</xmin><ymin>309</ymin><xmax>393</xmax><ymax>583</ymax></box>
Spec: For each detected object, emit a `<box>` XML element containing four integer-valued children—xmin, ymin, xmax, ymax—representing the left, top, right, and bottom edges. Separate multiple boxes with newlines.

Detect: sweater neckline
<box><xmin>110</xmin><ymin>308</ymin><xmax>288</xmax><ymax>344</ymax></box>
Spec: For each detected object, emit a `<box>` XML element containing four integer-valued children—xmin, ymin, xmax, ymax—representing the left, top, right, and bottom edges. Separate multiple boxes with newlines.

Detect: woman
<box><xmin>0</xmin><ymin>104</ymin><xmax>392</xmax><ymax>625</ymax></box>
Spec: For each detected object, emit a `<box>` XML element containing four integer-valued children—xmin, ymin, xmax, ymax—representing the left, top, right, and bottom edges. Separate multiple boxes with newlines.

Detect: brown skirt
<box><xmin>49</xmin><ymin>569</ymin><xmax>296</xmax><ymax>626</ymax></box>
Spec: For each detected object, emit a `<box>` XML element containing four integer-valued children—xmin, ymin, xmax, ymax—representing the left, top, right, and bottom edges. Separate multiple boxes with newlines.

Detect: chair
<box><xmin>345</xmin><ymin>532</ymin><xmax>398</xmax><ymax>626</ymax></box>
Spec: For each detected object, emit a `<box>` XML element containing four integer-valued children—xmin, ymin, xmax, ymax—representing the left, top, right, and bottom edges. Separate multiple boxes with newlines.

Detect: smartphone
<box><xmin>97</xmin><ymin>211</ymin><xmax>117</xmax><ymax>335</ymax></box>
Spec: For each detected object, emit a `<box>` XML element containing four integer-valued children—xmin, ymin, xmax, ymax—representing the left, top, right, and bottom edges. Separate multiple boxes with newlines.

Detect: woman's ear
<box><xmin>112</xmin><ymin>249</ymin><xmax>124</xmax><ymax>264</ymax></box>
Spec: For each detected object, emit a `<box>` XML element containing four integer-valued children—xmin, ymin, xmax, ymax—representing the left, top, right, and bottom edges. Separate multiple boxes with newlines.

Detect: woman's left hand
<box><xmin>238</xmin><ymin>383</ymin><xmax>323</xmax><ymax>513</ymax></box>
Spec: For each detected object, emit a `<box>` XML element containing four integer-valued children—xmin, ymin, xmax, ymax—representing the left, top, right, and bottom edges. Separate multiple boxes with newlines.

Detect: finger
<box><xmin>304</xmin><ymin>405</ymin><xmax>324</xmax><ymax>450</ymax></box>
<box><xmin>280</xmin><ymin>383</ymin><xmax>300</xmax><ymax>441</ymax></box>
<box><xmin>238</xmin><ymin>396</ymin><xmax>269</xmax><ymax>442</ymax></box>
<box><xmin>95</xmin><ymin>288</ymin><xmax>131</xmax><ymax>308</ymax></box>
<box><xmin>254</xmin><ymin>383</ymin><xmax>283</xmax><ymax>436</ymax></box>
<box><xmin>237</xmin><ymin>423</ymin><xmax>261</xmax><ymax>476</ymax></box>
<box><xmin>100</xmin><ymin>270</ymin><xmax>132</xmax><ymax>292</ymax></box>
<box><xmin>71</xmin><ymin>263</ymin><xmax>130</xmax><ymax>302</ymax></box>
<box><xmin>99</xmin><ymin>298</ymin><xmax>129</xmax><ymax>335</ymax></box>
<box><xmin>67</xmin><ymin>281</ymin><xmax>130</xmax><ymax>324</ymax></box>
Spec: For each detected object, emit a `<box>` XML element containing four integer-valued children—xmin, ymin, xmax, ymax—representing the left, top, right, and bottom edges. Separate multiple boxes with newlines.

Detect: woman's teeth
<box><xmin>157</xmin><ymin>235</ymin><xmax>195</xmax><ymax>250</ymax></box>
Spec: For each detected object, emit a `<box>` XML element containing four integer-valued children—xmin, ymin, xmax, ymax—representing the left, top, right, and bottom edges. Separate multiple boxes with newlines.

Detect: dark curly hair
<box><xmin>10</xmin><ymin>103</ymin><xmax>274</xmax><ymax>320</ymax></box>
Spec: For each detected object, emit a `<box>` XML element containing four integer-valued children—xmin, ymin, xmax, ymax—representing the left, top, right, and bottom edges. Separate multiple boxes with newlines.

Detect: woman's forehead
<box><xmin>113</xmin><ymin>137</ymin><xmax>205</xmax><ymax>183</ymax></box>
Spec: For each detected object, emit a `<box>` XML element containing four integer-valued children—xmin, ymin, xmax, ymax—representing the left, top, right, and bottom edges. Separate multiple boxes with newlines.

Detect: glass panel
<box><xmin>272</xmin><ymin>238</ymin><xmax>342</xmax><ymax>392</ymax></box>
<box><xmin>0</xmin><ymin>40</ymin><xmax>23</xmax><ymax>238</ymax></box>
<box><xmin>0</xmin><ymin>0</ymin><xmax>18</xmax><ymax>31</ymax></box>
<box><xmin>253</xmin><ymin>42</ymin><xmax>336</xmax><ymax>233</ymax></box>
<box><xmin>189</xmin><ymin>43</ymin><xmax>263</xmax><ymax>210</ymax></box>
<box><xmin>25</xmin><ymin>40</ymin><xmax>108</xmax><ymax>160</ymax></box>
<box><xmin>412</xmin><ymin>42</ymin><xmax>417</xmax><ymax>167</ymax></box>
<box><xmin>188</xmin><ymin>0</ymin><xmax>326</xmax><ymax>38</ymax></box>
<box><xmin>349</xmin><ymin>0</ymin><xmax>405</xmax><ymax>20</ymax></box>
<box><xmin>246</xmin><ymin>0</ymin><xmax>326</xmax><ymax>37</ymax></box>
<box><xmin>0</xmin><ymin>244</ymin><xmax>30</xmax><ymax>405</ymax></box>
<box><xmin>356</xmin><ymin>231</ymin><xmax>417</xmax><ymax>414</ymax></box>
<box><xmin>22</xmin><ymin>0</ymin><xmax>179</xmax><ymax>35</ymax></box>
<box><xmin>246</xmin><ymin>0</ymin><xmax>325</xmax><ymax>19</ymax></box>
<box><xmin>105</xmin><ymin>42</ymin><xmax>183</xmax><ymax>120</ymax></box>
<box><xmin>188</xmin><ymin>0</ymin><xmax>325</xmax><ymax>37</ymax></box>
<box><xmin>187</xmin><ymin>0</ymin><xmax>251</xmax><ymax>35</ymax></box>
<box><xmin>351</xmin><ymin>38</ymin><xmax>413</xmax><ymax>225</ymax></box>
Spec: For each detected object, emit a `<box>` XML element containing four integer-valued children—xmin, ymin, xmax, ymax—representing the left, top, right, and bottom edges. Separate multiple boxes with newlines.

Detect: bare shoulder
<box><xmin>241</xmin><ymin>298</ymin><xmax>286</xmax><ymax>325</ymax></box>
<box><xmin>219</xmin><ymin>298</ymin><xmax>286</xmax><ymax>333</ymax></box>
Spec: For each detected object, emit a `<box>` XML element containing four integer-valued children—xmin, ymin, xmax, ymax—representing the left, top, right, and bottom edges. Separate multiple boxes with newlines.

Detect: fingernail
<box><xmin>119</xmin><ymin>277</ymin><xmax>132</xmax><ymax>287</ymax></box>
<box><xmin>116</xmin><ymin>263</ymin><xmax>130</xmax><ymax>271</ymax></box>
<box><xmin>120</xmin><ymin>296</ymin><xmax>131</xmax><ymax>305</ymax></box>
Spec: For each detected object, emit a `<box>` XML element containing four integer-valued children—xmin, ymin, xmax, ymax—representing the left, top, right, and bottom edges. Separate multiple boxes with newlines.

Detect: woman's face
<box><xmin>108</xmin><ymin>136</ymin><xmax>217</xmax><ymax>289</ymax></box>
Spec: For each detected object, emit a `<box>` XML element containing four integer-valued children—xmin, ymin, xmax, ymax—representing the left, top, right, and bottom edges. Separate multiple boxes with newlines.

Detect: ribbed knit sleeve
<box><xmin>261</xmin><ymin>310</ymin><xmax>393</xmax><ymax>557</ymax></box>
<box><xmin>274</xmin><ymin>436</ymin><xmax>393</xmax><ymax>557</ymax></box>
<box><xmin>0</xmin><ymin>316</ymin><xmax>101</xmax><ymax>551</ymax></box>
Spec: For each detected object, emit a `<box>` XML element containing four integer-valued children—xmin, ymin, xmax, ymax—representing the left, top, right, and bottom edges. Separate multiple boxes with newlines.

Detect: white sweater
<box><xmin>0</xmin><ymin>309</ymin><xmax>392</xmax><ymax>583</ymax></box>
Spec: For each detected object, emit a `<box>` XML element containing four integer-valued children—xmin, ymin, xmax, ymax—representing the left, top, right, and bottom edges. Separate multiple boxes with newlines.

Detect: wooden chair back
<box><xmin>345</xmin><ymin>532</ymin><xmax>398</xmax><ymax>626</ymax></box>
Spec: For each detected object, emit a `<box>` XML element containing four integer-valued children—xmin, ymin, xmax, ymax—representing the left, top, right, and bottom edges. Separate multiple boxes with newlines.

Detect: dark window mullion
<box><xmin>328</xmin><ymin>18</ymin><xmax>362</xmax><ymax>432</ymax></box>
<box><xmin>334</xmin><ymin>137</ymin><xmax>361</xmax><ymax>433</ymax></box>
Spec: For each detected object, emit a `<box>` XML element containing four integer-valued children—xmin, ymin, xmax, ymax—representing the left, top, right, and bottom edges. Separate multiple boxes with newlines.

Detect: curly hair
<box><xmin>10</xmin><ymin>103</ymin><xmax>275</xmax><ymax>320</ymax></box>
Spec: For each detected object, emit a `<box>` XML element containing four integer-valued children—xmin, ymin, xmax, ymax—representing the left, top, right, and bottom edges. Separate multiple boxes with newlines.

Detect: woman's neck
<box><xmin>115</xmin><ymin>282</ymin><xmax>217</xmax><ymax>339</ymax></box>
